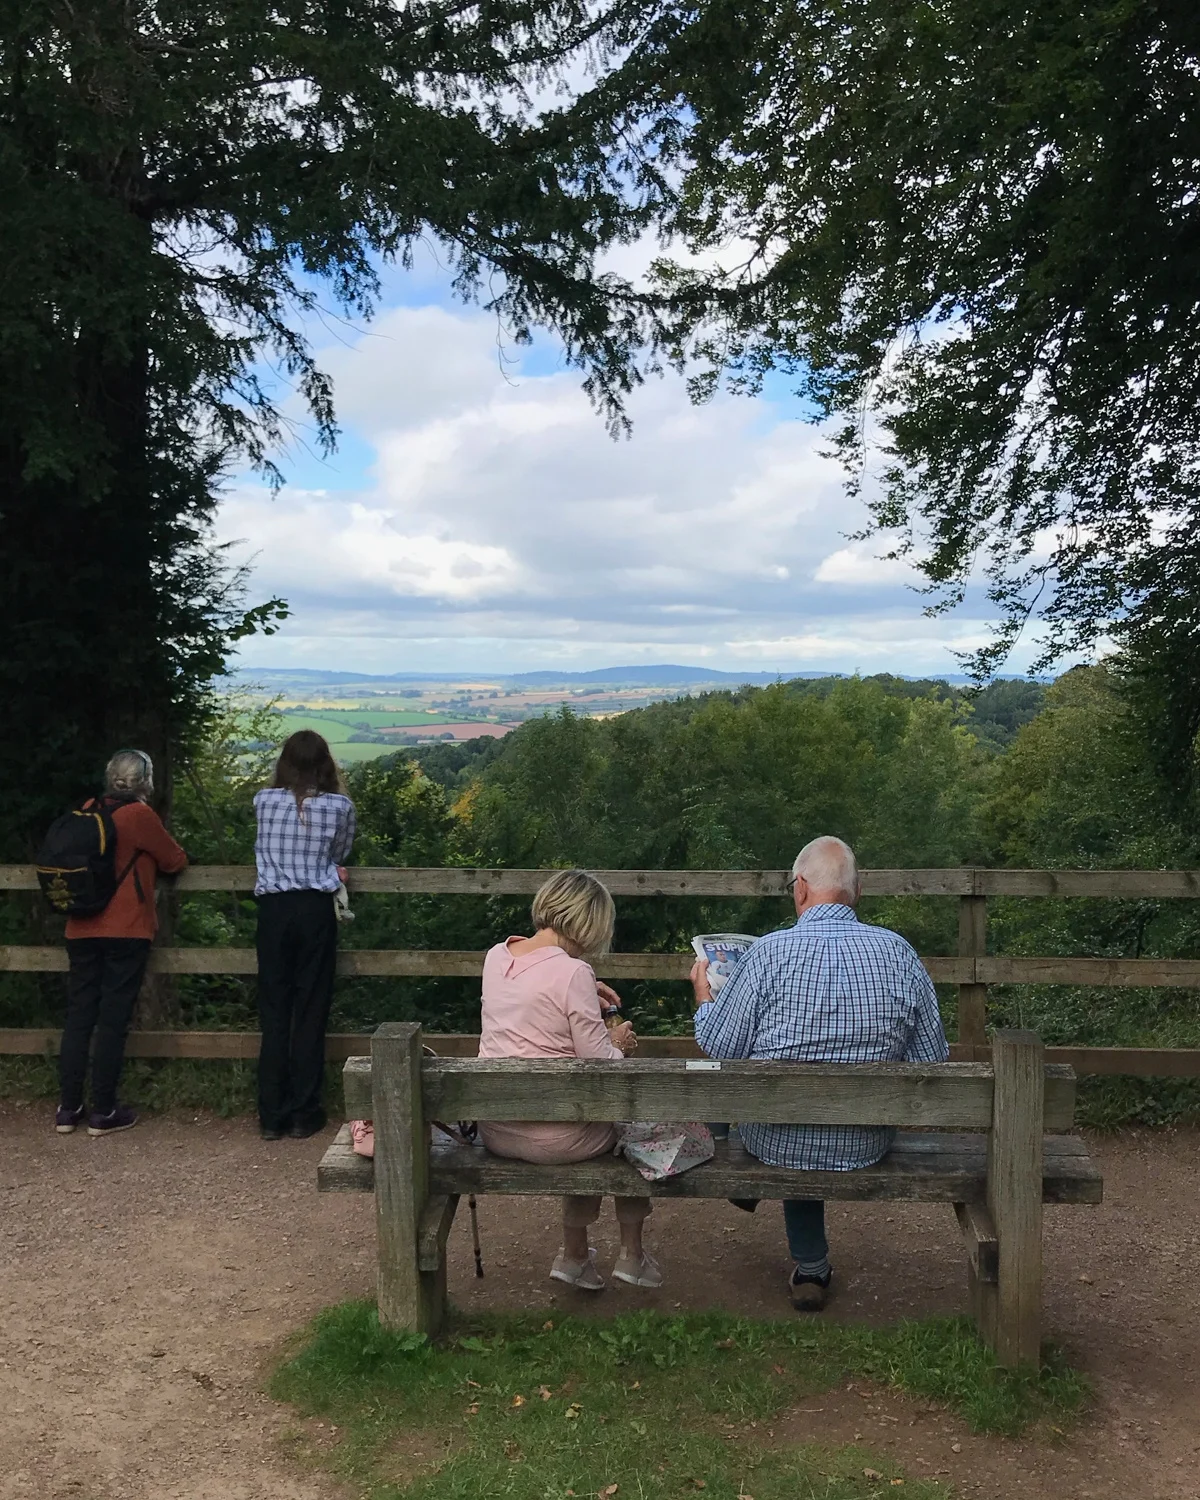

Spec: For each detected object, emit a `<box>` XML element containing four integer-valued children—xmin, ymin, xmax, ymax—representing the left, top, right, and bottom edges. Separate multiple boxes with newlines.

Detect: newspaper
<box><xmin>690</xmin><ymin>932</ymin><xmax>756</xmax><ymax>996</ymax></box>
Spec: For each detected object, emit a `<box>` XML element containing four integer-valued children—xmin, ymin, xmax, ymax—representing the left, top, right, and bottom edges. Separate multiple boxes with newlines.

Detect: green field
<box><xmin>295</xmin><ymin>709</ymin><xmax>461</xmax><ymax>727</ymax></box>
<box><xmin>332</xmin><ymin>741</ymin><xmax>420</xmax><ymax>763</ymax></box>
<box><xmin>273</xmin><ymin>712</ymin><xmax>355</xmax><ymax>741</ymax></box>
<box><xmin>279</xmin><ymin>710</ymin><xmax>461</xmax><ymax>734</ymax></box>
<box><xmin>233</xmin><ymin>707</ymin><xmax>491</xmax><ymax>763</ymax></box>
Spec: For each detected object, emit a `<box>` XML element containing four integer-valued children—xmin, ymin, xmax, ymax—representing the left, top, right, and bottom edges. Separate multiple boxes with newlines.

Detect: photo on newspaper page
<box><xmin>690</xmin><ymin>933</ymin><xmax>757</xmax><ymax>996</ymax></box>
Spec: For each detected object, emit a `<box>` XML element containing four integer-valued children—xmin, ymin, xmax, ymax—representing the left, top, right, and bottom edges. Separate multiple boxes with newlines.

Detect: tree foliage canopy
<box><xmin>0</xmin><ymin>0</ymin><xmax>679</xmax><ymax>849</ymax></box>
<box><xmin>655</xmin><ymin>1</ymin><xmax>1200</xmax><ymax>699</ymax></box>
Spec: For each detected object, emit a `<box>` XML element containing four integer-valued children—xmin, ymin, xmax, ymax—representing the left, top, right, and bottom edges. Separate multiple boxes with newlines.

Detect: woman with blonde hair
<box><xmin>477</xmin><ymin>869</ymin><xmax>660</xmax><ymax>1290</ymax></box>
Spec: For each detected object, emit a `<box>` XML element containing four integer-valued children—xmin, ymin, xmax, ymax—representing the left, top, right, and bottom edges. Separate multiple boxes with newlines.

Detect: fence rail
<box><xmin>3</xmin><ymin>1028</ymin><xmax>1198</xmax><ymax>1078</ymax></box>
<box><xmin>5</xmin><ymin>864</ymin><xmax>1200</xmax><ymax>897</ymax></box>
<box><xmin>8</xmin><ymin>944</ymin><xmax>1200</xmax><ymax>990</ymax></box>
<box><xmin>4</xmin><ymin>865</ymin><xmax>1200</xmax><ymax>1078</ymax></box>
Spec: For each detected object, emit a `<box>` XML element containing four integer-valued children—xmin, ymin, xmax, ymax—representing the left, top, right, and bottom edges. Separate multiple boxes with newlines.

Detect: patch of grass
<box><xmin>0</xmin><ymin>1053</ymin><xmax>259</xmax><ymax>1114</ymax></box>
<box><xmin>0</xmin><ymin>1054</ymin><xmax>348</xmax><ymax>1117</ymax></box>
<box><xmin>0</xmin><ymin>1054</ymin><xmax>62</xmax><ymax>1101</ymax></box>
<box><xmin>271</xmin><ymin>1303</ymin><xmax>1089</xmax><ymax>1500</ymax></box>
<box><xmin>1075</xmin><ymin>1074</ymin><xmax>1200</xmax><ymax>1129</ymax></box>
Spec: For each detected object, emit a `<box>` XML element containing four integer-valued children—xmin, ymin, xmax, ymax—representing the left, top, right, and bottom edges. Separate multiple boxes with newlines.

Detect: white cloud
<box><xmin>218</xmin><ymin>301</ymin><xmax>1020</xmax><ymax>675</ymax></box>
<box><xmin>814</xmin><ymin>545</ymin><xmax>921</xmax><ymax>586</ymax></box>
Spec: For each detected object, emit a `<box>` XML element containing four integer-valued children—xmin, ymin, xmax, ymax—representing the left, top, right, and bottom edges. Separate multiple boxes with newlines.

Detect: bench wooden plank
<box><xmin>342</xmin><ymin>1056</ymin><xmax>1077</xmax><ymax>1130</ymax></box>
<box><xmin>422</xmin><ymin>1059</ymin><xmax>998</xmax><ymax>1128</ymax></box>
<box><xmin>954</xmin><ymin>1201</ymin><xmax>999</xmax><ymax>1283</ymax></box>
<box><xmin>318</xmin><ymin>1123</ymin><xmax>374</xmax><ymax>1191</ymax></box>
<box><xmin>422</xmin><ymin>1132</ymin><xmax>1101</xmax><ymax>1205</ymax></box>
<box><xmin>418</xmin><ymin>1194</ymin><xmax>460</xmax><ymax>1273</ymax></box>
<box><xmin>318</xmin><ymin>1128</ymin><xmax>1101</xmax><ymax>1206</ymax></box>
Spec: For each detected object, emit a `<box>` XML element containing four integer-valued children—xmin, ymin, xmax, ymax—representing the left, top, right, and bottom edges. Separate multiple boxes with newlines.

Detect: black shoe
<box><xmin>789</xmin><ymin>1267</ymin><xmax>832</xmax><ymax>1313</ymax></box>
<box><xmin>287</xmin><ymin>1118</ymin><xmax>326</xmax><ymax>1140</ymax></box>
<box><xmin>729</xmin><ymin>1198</ymin><xmax>759</xmax><ymax>1213</ymax></box>
<box><xmin>87</xmin><ymin>1105</ymin><xmax>138</xmax><ymax>1138</ymax></box>
<box><xmin>260</xmin><ymin>1125</ymin><xmax>285</xmax><ymax>1141</ymax></box>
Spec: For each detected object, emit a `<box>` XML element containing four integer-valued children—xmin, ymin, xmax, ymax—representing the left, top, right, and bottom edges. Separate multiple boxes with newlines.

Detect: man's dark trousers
<box><xmin>60</xmin><ymin>938</ymin><xmax>151</xmax><ymax>1114</ymax></box>
<box><xmin>255</xmin><ymin>890</ymin><xmax>338</xmax><ymax>1132</ymax></box>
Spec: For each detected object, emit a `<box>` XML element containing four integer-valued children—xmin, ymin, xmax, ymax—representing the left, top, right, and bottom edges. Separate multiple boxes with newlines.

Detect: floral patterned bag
<box><xmin>616</xmin><ymin>1121</ymin><xmax>715</xmax><ymax>1182</ymax></box>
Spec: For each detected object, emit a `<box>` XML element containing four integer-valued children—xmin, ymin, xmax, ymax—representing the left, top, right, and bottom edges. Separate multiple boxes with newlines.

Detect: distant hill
<box><xmin>233</xmin><ymin>662</ymin><xmax>1012</xmax><ymax>690</ymax></box>
<box><xmin>234</xmin><ymin>663</ymin><xmax>845</xmax><ymax>689</ymax></box>
<box><xmin>507</xmin><ymin>665</ymin><xmax>838</xmax><ymax>687</ymax></box>
<box><xmin>231</xmin><ymin>667</ymin><xmax>481</xmax><ymax>684</ymax></box>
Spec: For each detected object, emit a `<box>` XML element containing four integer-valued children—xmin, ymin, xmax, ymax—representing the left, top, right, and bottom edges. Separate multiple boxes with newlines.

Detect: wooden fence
<box><xmin>3</xmin><ymin>865</ymin><xmax>1200</xmax><ymax>1077</ymax></box>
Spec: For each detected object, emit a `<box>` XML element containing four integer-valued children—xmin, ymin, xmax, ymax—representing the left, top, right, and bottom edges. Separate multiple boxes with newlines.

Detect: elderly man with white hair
<box><xmin>690</xmin><ymin>835</ymin><xmax>948</xmax><ymax>1311</ymax></box>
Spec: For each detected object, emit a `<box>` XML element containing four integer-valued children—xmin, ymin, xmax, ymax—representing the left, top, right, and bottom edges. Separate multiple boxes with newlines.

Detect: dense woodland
<box><xmin>4</xmin><ymin>664</ymin><xmax>1198</xmax><ymax>1124</ymax></box>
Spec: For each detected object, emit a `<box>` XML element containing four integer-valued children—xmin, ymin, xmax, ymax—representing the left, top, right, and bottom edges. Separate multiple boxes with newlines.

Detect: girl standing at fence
<box><xmin>253</xmin><ymin>730</ymin><xmax>356</xmax><ymax>1141</ymax></box>
<box><xmin>477</xmin><ymin>869</ymin><xmax>660</xmax><ymax>1290</ymax></box>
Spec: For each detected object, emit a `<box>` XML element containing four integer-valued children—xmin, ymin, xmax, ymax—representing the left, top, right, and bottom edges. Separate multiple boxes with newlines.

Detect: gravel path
<box><xmin>1</xmin><ymin>1104</ymin><xmax>1197</xmax><ymax>1500</ymax></box>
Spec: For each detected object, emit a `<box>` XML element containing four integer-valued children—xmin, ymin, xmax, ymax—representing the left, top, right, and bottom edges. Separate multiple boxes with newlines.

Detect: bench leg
<box><xmin>967</xmin><ymin>1257</ymin><xmax>999</xmax><ymax>1348</ymax></box>
<box><xmin>954</xmin><ymin>1201</ymin><xmax>998</xmax><ymax>1348</ymax></box>
<box><xmin>373</xmin><ymin>1023</ymin><xmax>445</xmax><ymax>1337</ymax></box>
<box><xmin>986</xmin><ymin>1030</ymin><xmax>1044</xmax><ymax>1368</ymax></box>
<box><xmin>416</xmin><ymin>1194</ymin><xmax>459</xmax><ymax>1340</ymax></box>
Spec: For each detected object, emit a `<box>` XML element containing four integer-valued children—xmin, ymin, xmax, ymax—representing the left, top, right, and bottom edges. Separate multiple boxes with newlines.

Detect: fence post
<box><xmin>372</xmin><ymin>1022</ymin><xmax>444</xmax><ymax>1336</ymax></box>
<box><xmin>957</xmin><ymin>890</ymin><xmax>988</xmax><ymax>1050</ymax></box>
<box><xmin>987</xmin><ymin>1029</ymin><xmax>1044</xmax><ymax>1368</ymax></box>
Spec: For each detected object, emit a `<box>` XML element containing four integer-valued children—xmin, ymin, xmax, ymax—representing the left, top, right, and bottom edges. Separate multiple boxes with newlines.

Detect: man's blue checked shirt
<box><xmin>693</xmin><ymin>903</ymin><xmax>949</xmax><ymax>1171</ymax></box>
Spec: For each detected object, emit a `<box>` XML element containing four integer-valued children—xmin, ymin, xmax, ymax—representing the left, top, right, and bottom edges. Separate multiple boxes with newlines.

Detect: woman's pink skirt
<box><xmin>478</xmin><ymin>1120</ymin><xmax>617</xmax><ymax>1164</ymax></box>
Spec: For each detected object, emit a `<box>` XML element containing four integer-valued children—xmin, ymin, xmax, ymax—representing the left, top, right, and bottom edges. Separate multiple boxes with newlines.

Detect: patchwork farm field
<box><xmin>267</xmin><ymin>701</ymin><xmax>521</xmax><ymax>761</ymax></box>
<box><xmin>235</xmin><ymin>672</ymin><xmax>734</xmax><ymax>762</ymax></box>
<box><xmin>277</xmin><ymin>710</ymin><xmax>460</xmax><ymax>739</ymax></box>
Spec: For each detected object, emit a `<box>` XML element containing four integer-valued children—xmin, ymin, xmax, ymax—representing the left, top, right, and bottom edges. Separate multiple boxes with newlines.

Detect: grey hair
<box><xmin>105</xmin><ymin>749</ymin><xmax>154</xmax><ymax>799</ymax></box>
<box><xmin>791</xmin><ymin>836</ymin><xmax>860</xmax><ymax>901</ymax></box>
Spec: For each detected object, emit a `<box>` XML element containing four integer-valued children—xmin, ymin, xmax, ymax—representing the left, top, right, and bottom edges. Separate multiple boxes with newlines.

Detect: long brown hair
<box><xmin>271</xmin><ymin>730</ymin><xmax>344</xmax><ymax>813</ymax></box>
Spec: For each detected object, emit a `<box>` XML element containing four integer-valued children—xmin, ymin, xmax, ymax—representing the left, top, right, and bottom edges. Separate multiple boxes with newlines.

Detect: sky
<box><xmin>217</xmin><ymin>243</ymin><xmax>1020</xmax><ymax>679</ymax></box>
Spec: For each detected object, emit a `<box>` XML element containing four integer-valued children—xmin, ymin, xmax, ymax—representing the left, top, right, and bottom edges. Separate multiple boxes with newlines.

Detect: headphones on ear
<box><xmin>113</xmin><ymin>748</ymin><xmax>154</xmax><ymax>781</ymax></box>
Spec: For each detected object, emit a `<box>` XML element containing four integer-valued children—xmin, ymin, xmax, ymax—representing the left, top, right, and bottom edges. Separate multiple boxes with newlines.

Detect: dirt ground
<box><xmin>1</xmin><ymin>1104</ymin><xmax>1197</xmax><ymax>1500</ymax></box>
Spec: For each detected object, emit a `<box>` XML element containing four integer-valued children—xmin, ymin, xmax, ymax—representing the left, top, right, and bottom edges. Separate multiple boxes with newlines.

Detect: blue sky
<box><xmin>218</xmin><ymin>241</ymin><xmax>1023</xmax><ymax>678</ymax></box>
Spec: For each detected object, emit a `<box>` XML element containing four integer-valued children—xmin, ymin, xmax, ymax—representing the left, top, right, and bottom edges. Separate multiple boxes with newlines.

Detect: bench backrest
<box><xmin>343</xmin><ymin>1027</ymin><xmax>1076</xmax><ymax>1132</ymax></box>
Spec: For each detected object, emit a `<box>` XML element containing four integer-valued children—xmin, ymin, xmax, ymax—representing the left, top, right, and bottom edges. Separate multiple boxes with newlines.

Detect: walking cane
<box><xmin>426</xmin><ymin>1068</ymin><xmax>486</xmax><ymax>1277</ymax></box>
<box><xmin>469</xmin><ymin>1194</ymin><xmax>484</xmax><ymax>1276</ymax></box>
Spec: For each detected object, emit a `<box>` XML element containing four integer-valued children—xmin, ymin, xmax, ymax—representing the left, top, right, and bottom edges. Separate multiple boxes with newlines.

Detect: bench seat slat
<box><xmin>426</xmin><ymin>1132</ymin><xmax>1101</xmax><ymax>1205</ymax></box>
<box><xmin>318</xmin><ymin>1126</ymin><xmax>1101</xmax><ymax>1205</ymax></box>
<box><xmin>318</xmin><ymin>1123</ymin><xmax>374</xmax><ymax>1191</ymax></box>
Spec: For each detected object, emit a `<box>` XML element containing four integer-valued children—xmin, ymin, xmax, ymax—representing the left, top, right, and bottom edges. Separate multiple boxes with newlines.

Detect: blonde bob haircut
<box><xmin>530</xmin><ymin>869</ymin><xmax>616</xmax><ymax>959</ymax></box>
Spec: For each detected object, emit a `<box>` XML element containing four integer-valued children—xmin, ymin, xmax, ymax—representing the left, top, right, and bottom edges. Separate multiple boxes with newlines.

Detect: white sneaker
<box><xmin>612</xmin><ymin>1252</ymin><xmax>662</xmax><ymax>1288</ymax></box>
<box><xmin>550</xmin><ymin>1247</ymin><xmax>605</xmax><ymax>1291</ymax></box>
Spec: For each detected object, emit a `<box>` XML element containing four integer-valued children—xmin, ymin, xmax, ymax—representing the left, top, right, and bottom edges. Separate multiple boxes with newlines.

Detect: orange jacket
<box><xmin>65</xmin><ymin>800</ymin><xmax>188</xmax><ymax>941</ymax></box>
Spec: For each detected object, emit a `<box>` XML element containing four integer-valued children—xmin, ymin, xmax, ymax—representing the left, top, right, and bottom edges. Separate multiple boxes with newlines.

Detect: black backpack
<box><xmin>35</xmin><ymin>796</ymin><xmax>142</xmax><ymax>917</ymax></box>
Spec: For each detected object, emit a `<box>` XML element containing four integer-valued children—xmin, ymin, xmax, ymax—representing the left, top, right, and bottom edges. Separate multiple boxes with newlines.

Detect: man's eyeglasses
<box><xmin>785</xmin><ymin>872</ymin><xmax>800</xmax><ymax>894</ymax></box>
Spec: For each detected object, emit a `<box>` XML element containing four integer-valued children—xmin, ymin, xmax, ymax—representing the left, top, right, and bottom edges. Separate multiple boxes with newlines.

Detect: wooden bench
<box><xmin>318</xmin><ymin>1023</ymin><xmax>1102</xmax><ymax>1367</ymax></box>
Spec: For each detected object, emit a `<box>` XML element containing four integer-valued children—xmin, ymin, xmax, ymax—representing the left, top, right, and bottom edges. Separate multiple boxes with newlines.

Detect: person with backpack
<box><xmin>253</xmin><ymin>730</ymin><xmax>356</xmax><ymax>1142</ymax></box>
<box><xmin>43</xmin><ymin>750</ymin><xmax>188</xmax><ymax>1137</ymax></box>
